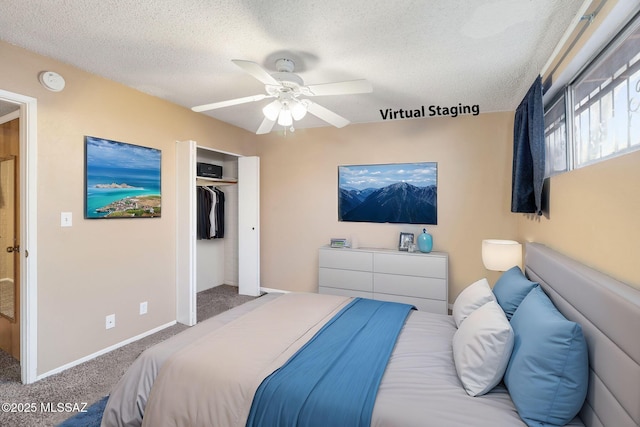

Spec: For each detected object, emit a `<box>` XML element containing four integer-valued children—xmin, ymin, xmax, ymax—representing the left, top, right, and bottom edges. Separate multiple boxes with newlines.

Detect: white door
<box><xmin>238</xmin><ymin>156</ymin><xmax>260</xmax><ymax>296</ymax></box>
<box><xmin>175</xmin><ymin>141</ymin><xmax>197</xmax><ymax>325</ymax></box>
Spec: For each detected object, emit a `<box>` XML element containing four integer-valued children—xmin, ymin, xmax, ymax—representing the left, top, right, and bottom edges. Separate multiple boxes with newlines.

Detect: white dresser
<box><xmin>318</xmin><ymin>246</ymin><xmax>448</xmax><ymax>314</ymax></box>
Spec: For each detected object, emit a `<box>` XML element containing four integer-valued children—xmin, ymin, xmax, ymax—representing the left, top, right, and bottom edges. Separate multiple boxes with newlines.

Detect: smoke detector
<box><xmin>38</xmin><ymin>71</ymin><xmax>66</xmax><ymax>92</ymax></box>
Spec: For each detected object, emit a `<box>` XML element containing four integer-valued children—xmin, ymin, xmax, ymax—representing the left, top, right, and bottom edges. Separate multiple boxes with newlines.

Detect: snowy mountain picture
<box><xmin>338</xmin><ymin>162</ymin><xmax>437</xmax><ymax>224</ymax></box>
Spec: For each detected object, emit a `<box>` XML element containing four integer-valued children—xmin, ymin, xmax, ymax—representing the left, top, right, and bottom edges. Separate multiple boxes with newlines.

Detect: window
<box><xmin>544</xmin><ymin>93</ymin><xmax>568</xmax><ymax>177</ymax></box>
<box><xmin>544</xmin><ymin>12</ymin><xmax>640</xmax><ymax>173</ymax></box>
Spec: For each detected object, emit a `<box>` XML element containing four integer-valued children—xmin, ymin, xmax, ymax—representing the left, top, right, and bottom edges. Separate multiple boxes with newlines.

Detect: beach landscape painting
<box><xmin>338</xmin><ymin>162</ymin><xmax>437</xmax><ymax>224</ymax></box>
<box><xmin>85</xmin><ymin>136</ymin><xmax>161</xmax><ymax>219</ymax></box>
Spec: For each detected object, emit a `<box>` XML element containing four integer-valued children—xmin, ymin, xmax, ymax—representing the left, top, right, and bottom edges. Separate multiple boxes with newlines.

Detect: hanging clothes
<box><xmin>196</xmin><ymin>186</ymin><xmax>211</xmax><ymax>240</ymax></box>
<box><xmin>196</xmin><ymin>186</ymin><xmax>225</xmax><ymax>239</ymax></box>
<box><xmin>214</xmin><ymin>187</ymin><xmax>225</xmax><ymax>238</ymax></box>
<box><xmin>206</xmin><ymin>186</ymin><xmax>217</xmax><ymax>238</ymax></box>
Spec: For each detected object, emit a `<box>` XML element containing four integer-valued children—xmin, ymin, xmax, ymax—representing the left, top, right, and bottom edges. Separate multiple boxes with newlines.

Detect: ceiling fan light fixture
<box><xmin>277</xmin><ymin>108</ymin><xmax>293</xmax><ymax>126</ymax></box>
<box><xmin>290</xmin><ymin>100</ymin><xmax>308</xmax><ymax>121</ymax></box>
<box><xmin>262</xmin><ymin>100</ymin><xmax>282</xmax><ymax>121</ymax></box>
<box><xmin>192</xmin><ymin>59</ymin><xmax>372</xmax><ymax>134</ymax></box>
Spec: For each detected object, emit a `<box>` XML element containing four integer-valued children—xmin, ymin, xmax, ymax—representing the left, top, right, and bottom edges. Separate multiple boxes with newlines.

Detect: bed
<box><xmin>101</xmin><ymin>242</ymin><xmax>640</xmax><ymax>427</ymax></box>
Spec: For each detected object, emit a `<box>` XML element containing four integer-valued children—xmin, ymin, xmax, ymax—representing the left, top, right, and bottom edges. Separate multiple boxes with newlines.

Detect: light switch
<box><xmin>61</xmin><ymin>212</ymin><xmax>72</xmax><ymax>227</ymax></box>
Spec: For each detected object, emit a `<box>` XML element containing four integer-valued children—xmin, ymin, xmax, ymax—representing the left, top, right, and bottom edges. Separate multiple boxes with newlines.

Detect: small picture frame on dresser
<box><xmin>398</xmin><ymin>232</ymin><xmax>414</xmax><ymax>251</ymax></box>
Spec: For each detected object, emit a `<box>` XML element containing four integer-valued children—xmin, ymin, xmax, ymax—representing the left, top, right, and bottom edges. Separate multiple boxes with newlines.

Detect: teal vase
<box><xmin>417</xmin><ymin>228</ymin><xmax>433</xmax><ymax>253</ymax></box>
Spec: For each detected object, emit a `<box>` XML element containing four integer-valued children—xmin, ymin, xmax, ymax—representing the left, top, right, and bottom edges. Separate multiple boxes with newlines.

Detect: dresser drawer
<box><xmin>374</xmin><ymin>273</ymin><xmax>446</xmax><ymax>300</ymax></box>
<box><xmin>373</xmin><ymin>293</ymin><xmax>447</xmax><ymax>314</ymax></box>
<box><xmin>319</xmin><ymin>267</ymin><xmax>373</xmax><ymax>292</ymax></box>
<box><xmin>374</xmin><ymin>252</ymin><xmax>446</xmax><ymax>278</ymax></box>
<box><xmin>319</xmin><ymin>248</ymin><xmax>373</xmax><ymax>272</ymax></box>
<box><xmin>319</xmin><ymin>286</ymin><xmax>373</xmax><ymax>299</ymax></box>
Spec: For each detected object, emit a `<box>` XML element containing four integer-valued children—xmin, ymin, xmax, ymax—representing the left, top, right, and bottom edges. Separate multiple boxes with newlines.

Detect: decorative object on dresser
<box><xmin>481</xmin><ymin>239</ymin><xmax>522</xmax><ymax>271</ymax></box>
<box><xmin>417</xmin><ymin>227</ymin><xmax>433</xmax><ymax>253</ymax></box>
<box><xmin>318</xmin><ymin>246</ymin><xmax>448</xmax><ymax>314</ymax></box>
<box><xmin>398</xmin><ymin>232</ymin><xmax>414</xmax><ymax>251</ymax></box>
<box><xmin>330</xmin><ymin>238</ymin><xmax>348</xmax><ymax>248</ymax></box>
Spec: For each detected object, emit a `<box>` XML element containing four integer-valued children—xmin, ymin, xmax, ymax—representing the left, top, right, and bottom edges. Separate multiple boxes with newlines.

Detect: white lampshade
<box><xmin>277</xmin><ymin>108</ymin><xmax>293</xmax><ymax>126</ymax></box>
<box><xmin>290</xmin><ymin>100</ymin><xmax>308</xmax><ymax>120</ymax></box>
<box><xmin>262</xmin><ymin>100</ymin><xmax>282</xmax><ymax>121</ymax></box>
<box><xmin>482</xmin><ymin>239</ymin><xmax>522</xmax><ymax>271</ymax></box>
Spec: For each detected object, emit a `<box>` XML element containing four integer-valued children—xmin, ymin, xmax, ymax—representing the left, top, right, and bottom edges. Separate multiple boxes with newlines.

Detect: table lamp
<box><xmin>482</xmin><ymin>239</ymin><xmax>522</xmax><ymax>271</ymax></box>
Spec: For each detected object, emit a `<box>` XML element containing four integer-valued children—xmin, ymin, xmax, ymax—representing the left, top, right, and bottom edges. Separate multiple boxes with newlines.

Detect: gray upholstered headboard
<box><xmin>525</xmin><ymin>242</ymin><xmax>640</xmax><ymax>427</ymax></box>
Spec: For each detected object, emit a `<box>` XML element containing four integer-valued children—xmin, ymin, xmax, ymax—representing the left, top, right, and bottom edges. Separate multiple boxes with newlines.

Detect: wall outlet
<box><xmin>105</xmin><ymin>314</ymin><xmax>115</xmax><ymax>329</ymax></box>
<box><xmin>139</xmin><ymin>301</ymin><xmax>148</xmax><ymax>315</ymax></box>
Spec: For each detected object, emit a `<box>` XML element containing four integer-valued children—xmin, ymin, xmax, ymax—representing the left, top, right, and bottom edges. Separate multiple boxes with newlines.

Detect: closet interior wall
<box><xmin>196</xmin><ymin>149</ymin><xmax>239</xmax><ymax>292</ymax></box>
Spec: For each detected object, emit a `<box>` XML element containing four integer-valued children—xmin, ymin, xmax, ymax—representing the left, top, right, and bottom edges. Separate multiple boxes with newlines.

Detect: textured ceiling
<box><xmin>0</xmin><ymin>0</ymin><xmax>587</xmax><ymax>133</ymax></box>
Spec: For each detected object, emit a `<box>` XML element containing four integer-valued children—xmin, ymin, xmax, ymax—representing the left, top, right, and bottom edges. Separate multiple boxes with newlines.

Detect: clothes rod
<box><xmin>196</xmin><ymin>178</ymin><xmax>237</xmax><ymax>186</ymax></box>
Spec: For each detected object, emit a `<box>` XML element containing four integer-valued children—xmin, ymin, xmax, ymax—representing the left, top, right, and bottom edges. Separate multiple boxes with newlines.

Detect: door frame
<box><xmin>0</xmin><ymin>89</ymin><xmax>38</xmax><ymax>384</ymax></box>
<box><xmin>175</xmin><ymin>141</ymin><xmax>260</xmax><ymax>325</ymax></box>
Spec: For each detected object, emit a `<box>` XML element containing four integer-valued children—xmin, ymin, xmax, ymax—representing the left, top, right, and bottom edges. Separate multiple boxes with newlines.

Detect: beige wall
<box><xmin>0</xmin><ymin>41</ymin><xmax>257</xmax><ymax>374</ymax></box>
<box><xmin>518</xmin><ymin>150</ymin><xmax>640</xmax><ymax>289</ymax></box>
<box><xmin>256</xmin><ymin>113</ymin><xmax>519</xmax><ymax>300</ymax></box>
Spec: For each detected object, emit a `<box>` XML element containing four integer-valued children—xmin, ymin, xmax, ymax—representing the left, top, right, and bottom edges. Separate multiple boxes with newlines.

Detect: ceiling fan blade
<box><xmin>305</xmin><ymin>79</ymin><xmax>373</xmax><ymax>96</ymax></box>
<box><xmin>191</xmin><ymin>94</ymin><xmax>267</xmax><ymax>112</ymax></box>
<box><xmin>232</xmin><ymin>60</ymin><xmax>280</xmax><ymax>86</ymax></box>
<box><xmin>256</xmin><ymin>117</ymin><xmax>276</xmax><ymax>134</ymax></box>
<box><xmin>305</xmin><ymin>101</ymin><xmax>350</xmax><ymax>128</ymax></box>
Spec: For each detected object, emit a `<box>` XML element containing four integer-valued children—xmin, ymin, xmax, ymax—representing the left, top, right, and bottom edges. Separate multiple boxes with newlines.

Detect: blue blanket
<box><xmin>246</xmin><ymin>297</ymin><xmax>414</xmax><ymax>427</ymax></box>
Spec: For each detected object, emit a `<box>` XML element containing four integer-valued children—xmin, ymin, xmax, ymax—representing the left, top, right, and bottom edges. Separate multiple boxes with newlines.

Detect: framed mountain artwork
<box><xmin>338</xmin><ymin>162</ymin><xmax>437</xmax><ymax>224</ymax></box>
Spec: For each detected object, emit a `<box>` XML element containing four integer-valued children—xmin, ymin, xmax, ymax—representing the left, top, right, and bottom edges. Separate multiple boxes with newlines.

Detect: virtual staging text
<box><xmin>379</xmin><ymin>104</ymin><xmax>480</xmax><ymax>120</ymax></box>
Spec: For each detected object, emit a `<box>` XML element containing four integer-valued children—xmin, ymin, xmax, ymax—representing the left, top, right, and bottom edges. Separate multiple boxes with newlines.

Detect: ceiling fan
<box><xmin>192</xmin><ymin>58</ymin><xmax>373</xmax><ymax>134</ymax></box>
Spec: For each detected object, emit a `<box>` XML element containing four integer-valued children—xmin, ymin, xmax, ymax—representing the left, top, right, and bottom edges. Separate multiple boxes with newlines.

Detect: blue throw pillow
<box><xmin>492</xmin><ymin>266</ymin><xmax>538</xmax><ymax>320</ymax></box>
<box><xmin>504</xmin><ymin>286</ymin><xmax>588</xmax><ymax>427</ymax></box>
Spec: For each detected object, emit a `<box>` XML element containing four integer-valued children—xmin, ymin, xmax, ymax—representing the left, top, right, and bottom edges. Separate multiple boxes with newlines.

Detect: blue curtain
<box><xmin>512</xmin><ymin>76</ymin><xmax>545</xmax><ymax>215</ymax></box>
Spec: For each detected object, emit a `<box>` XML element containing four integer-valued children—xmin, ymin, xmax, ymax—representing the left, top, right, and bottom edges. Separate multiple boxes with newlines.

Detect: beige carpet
<box><xmin>0</xmin><ymin>285</ymin><xmax>259</xmax><ymax>427</ymax></box>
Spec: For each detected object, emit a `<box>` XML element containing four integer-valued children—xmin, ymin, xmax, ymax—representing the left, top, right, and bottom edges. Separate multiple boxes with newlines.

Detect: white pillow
<box><xmin>452</xmin><ymin>278</ymin><xmax>495</xmax><ymax>327</ymax></box>
<box><xmin>452</xmin><ymin>300</ymin><xmax>514</xmax><ymax>397</ymax></box>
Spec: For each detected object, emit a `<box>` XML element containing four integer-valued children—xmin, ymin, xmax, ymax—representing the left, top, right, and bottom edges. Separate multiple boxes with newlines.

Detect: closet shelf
<box><xmin>196</xmin><ymin>176</ymin><xmax>238</xmax><ymax>186</ymax></box>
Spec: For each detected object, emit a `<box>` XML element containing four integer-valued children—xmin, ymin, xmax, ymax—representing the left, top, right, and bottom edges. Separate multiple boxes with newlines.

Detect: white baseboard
<box><xmin>260</xmin><ymin>287</ymin><xmax>291</xmax><ymax>294</ymax></box>
<box><xmin>36</xmin><ymin>320</ymin><xmax>177</xmax><ymax>381</ymax></box>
